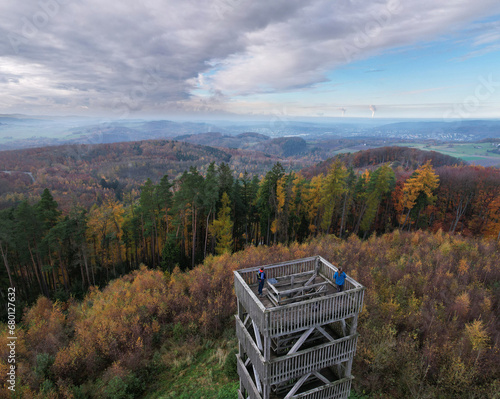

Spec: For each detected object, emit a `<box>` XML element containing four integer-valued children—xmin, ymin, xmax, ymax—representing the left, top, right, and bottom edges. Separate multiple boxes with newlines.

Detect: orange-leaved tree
<box><xmin>397</xmin><ymin>160</ymin><xmax>439</xmax><ymax>230</ymax></box>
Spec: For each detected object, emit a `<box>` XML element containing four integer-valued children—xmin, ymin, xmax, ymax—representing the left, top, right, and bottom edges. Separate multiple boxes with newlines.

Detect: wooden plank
<box><xmin>291</xmin><ymin>376</ymin><xmax>353</xmax><ymax>399</ymax></box>
<box><xmin>288</xmin><ymin>327</ymin><xmax>315</xmax><ymax>355</ymax></box>
<box><xmin>236</xmin><ymin>256</ymin><xmax>318</xmax><ymax>284</ymax></box>
<box><xmin>340</xmin><ymin>319</ymin><xmax>346</xmax><ymax>336</ymax></box>
<box><xmin>316</xmin><ymin>325</ymin><xmax>335</xmax><ymax>342</ymax></box>
<box><xmin>277</xmin><ymin>288</ymin><xmax>328</xmax><ymax>305</ymax></box>
<box><xmin>304</xmin><ymin>273</ymin><xmax>316</xmax><ymax>286</ymax></box>
<box><xmin>279</xmin><ymin>281</ymin><xmax>328</xmax><ymax>296</ymax></box>
<box><xmin>312</xmin><ymin>370</ymin><xmax>330</xmax><ymax>385</ymax></box>
<box><xmin>266</xmin><ymin>287</ymin><xmax>366</xmax><ymax>337</ymax></box>
<box><xmin>253</xmin><ymin>321</ymin><xmax>263</xmax><ymax>352</ymax></box>
<box><xmin>268</xmin><ymin>335</ymin><xmax>358</xmax><ymax>385</ymax></box>
<box><xmin>236</xmin><ymin>318</ymin><xmax>267</xmax><ymax>384</ymax></box>
<box><xmin>284</xmin><ymin>372</ymin><xmax>311</xmax><ymax>399</ymax></box>
<box><xmin>236</xmin><ymin>356</ymin><xmax>262</xmax><ymax>399</ymax></box>
<box><xmin>252</xmin><ymin>365</ymin><xmax>262</xmax><ymax>394</ymax></box>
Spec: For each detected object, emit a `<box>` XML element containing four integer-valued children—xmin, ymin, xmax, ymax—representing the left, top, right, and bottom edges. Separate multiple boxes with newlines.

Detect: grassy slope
<box><xmin>143</xmin><ymin>332</ymin><xmax>239</xmax><ymax>399</ymax></box>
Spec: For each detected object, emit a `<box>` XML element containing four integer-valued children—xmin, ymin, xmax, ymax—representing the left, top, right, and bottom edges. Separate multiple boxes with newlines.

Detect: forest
<box><xmin>0</xmin><ymin>231</ymin><xmax>498</xmax><ymax>398</ymax></box>
<box><xmin>1</xmin><ymin>144</ymin><xmax>500</xmax><ymax>307</ymax></box>
<box><xmin>0</xmin><ymin>143</ymin><xmax>499</xmax><ymax>398</ymax></box>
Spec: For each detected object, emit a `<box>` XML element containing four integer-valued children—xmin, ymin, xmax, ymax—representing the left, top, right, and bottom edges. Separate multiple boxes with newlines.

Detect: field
<box><xmin>326</xmin><ymin>141</ymin><xmax>500</xmax><ymax>167</ymax></box>
<box><xmin>394</xmin><ymin>142</ymin><xmax>500</xmax><ymax>167</ymax></box>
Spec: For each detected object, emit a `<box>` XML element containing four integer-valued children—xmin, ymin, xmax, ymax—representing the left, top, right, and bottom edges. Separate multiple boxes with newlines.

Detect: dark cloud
<box><xmin>0</xmin><ymin>0</ymin><xmax>500</xmax><ymax>116</ymax></box>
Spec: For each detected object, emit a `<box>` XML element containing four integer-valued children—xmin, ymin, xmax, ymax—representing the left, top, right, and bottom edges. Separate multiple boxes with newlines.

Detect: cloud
<box><xmin>0</xmin><ymin>0</ymin><xmax>500</xmax><ymax>116</ymax></box>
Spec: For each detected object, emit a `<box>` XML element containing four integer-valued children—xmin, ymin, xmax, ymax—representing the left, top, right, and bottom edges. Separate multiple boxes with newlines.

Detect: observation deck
<box><xmin>234</xmin><ymin>256</ymin><xmax>365</xmax><ymax>399</ymax></box>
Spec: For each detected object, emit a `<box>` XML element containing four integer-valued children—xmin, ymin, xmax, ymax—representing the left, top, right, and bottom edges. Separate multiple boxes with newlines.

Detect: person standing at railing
<box><xmin>334</xmin><ymin>267</ymin><xmax>347</xmax><ymax>292</ymax></box>
<box><xmin>257</xmin><ymin>267</ymin><xmax>266</xmax><ymax>296</ymax></box>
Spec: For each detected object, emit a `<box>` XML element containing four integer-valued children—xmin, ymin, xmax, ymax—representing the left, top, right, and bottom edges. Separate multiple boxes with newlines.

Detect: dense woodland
<box><xmin>0</xmin><ymin>143</ymin><xmax>499</xmax><ymax>397</ymax></box>
<box><xmin>0</xmin><ymin>231</ymin><xmax>498</xmax><ymax>398</ymax></box>
<box><xmin>1</xmin><ymin>145</ymin><xmax>500</xmax><ymax>309</ymax></box>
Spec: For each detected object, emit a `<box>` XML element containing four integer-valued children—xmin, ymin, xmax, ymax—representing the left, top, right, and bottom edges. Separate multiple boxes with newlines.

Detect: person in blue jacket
<box><xmin>334</xmin><ymin>267</ymin><xmax>347</xmax><ymax>292</ymax></box>
<box><xmin>257</xmin><ymin>267</ymin><xmax>266</xmax><ymax>296</ymax></box>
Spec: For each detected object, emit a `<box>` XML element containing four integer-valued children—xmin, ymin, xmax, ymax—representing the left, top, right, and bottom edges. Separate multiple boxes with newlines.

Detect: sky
<box><xmin>1</xmin><ymin>0</ymin><xmax>500</xmax><ymax>120</ymax></box>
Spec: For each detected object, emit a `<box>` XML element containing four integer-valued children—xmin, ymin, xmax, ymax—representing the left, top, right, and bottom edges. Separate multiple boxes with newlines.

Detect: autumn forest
<box><xmin>0</xmin><ymin>141</ymin><xmax>499</xmax><ymax>398</ymax></box>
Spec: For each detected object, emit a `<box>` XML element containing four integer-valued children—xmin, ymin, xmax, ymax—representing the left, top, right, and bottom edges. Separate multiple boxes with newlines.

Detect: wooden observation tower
<box><xmin>234</xmin><ymin>256</ymin><xmax>365</xmax><ymax>399</ymax></box>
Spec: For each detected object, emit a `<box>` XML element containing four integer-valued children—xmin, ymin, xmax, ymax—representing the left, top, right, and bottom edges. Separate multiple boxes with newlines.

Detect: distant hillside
<box><xmin>0</xmin><ymin>140</ymin><xmax>231</xmax><ymax>209</ymax></box>
<box><xmin>0</xmin><ymin>138</ymin><xmax>311</xmax><ymax>210</ymax></box>
<box><xmin>173</xmin><ymin>131</ymin><xmax>270</xmax><ymax>149</ymax></box>
<box><xmin>65</xmin><ymin>126</ymin><xmax>141</xmax><ymax>144</ymax></box>
<box><xmin>253</xmin><ymin>136</ymin><xmax>307</xmax><ymax>157</ymax></box>
<box><xmin>235</xmin><ymin>132</ymin><xmax>269</xmax><ymax>140</ymax></box>
<box><xmin>371</xmin><ymin>119</ymin><xmax>500</xmax><ymax>140</ymax></box>
<box><xmin>301</xmin><ymin>146</ymin><xmax>464</xmax><ymax>177</ymax></box>
<box><xmin>172</xmin><ymin>132</ymin><xmax>308</xmax><ymax>158</ymax></box>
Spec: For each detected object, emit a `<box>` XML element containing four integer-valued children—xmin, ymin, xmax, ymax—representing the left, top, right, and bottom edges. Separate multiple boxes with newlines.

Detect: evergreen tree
<box><xmin>319</xmin><ymin>160</ymin><xmax>348</xmax><ymax>234</ymax></box>
<box><xmin>360</xmin><ymin>164</ymin><xmax>396</xmax><ymax>234</ymax></box>
<box><xmin>203</xmin><ymin>163</ymin><xmax>219</xmax><ymax>256</ymax></box>
<box><xmin>257</xmin><ymin>162</ymin><xmax>285</xmax><ymax>244</ymax></box>
<box><xmin>36</xmin><ymin>188</ymin><xmax>61</xmax><ymax>232</ymax></box>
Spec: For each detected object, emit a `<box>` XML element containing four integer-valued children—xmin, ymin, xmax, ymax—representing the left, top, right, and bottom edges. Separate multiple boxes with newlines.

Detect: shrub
<box><xmin>223</xmin><ymin>348</ymin><xmax>238</xmax><ymax>380</ymax></box>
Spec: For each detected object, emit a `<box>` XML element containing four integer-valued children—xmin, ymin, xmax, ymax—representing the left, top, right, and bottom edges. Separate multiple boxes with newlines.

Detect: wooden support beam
<box><xmin>238</xmin><ymin>299</ymin><xmax>244</xmax><ymax>319</ymax></box>
<box><xmin>316</xmin><ymin>325</ymin><xmax>335</xmax><ymax>342</ymax></box>
<box><xmin>350</xmin><ymin>315</ymin><xmax>358</xmax><ymax>335</ymax></box>
<box><xmin>252</xmin><ymin>321</ymin><xmax>263</xmax><ymax>351</ymax></box>
<box><xmin>304</xmin><ymin>273</ymin><xmax>316</xmax><ymax>286</ymax></box>
<box><xmin>243</xmin><ymin>314</ymin><xmax>250</xmax><ymax>327</ymax></box>
<box><xmin>346</xmin><ymin>357</ymin><xmax>353</xmax><ymax>377</ymax></box>
<box><xmin>279</xmin><ymin>281</ymin><xmax>327</xmax><ymax>296</ymax></box>
<box><xmin>284</xmin><ymin>372</ymin><xmax>311</xmax><ymax>399</ymax></box>
<box><xmin>312</xmin><ymin>370</ymin><xmax>330</xmax><ymax>385</ymax></box>
<box><xmin>288</xmin><ymin>327</ymin><xmax>315</xmax><ymax>355</ymax></box>
<box><xmin>263</xmin><ymin>335</ymin><xmax>270</xmax><ymax>361</ymax></box>
<box><xmin>340</xmin><ymin>319</ymin><xmax>347</xmax><ymax>336</ymax></box>
<box><xmin>252</xmin><ymin>365</ymin><xmax>262</xmax><ymax>394</ymax></box>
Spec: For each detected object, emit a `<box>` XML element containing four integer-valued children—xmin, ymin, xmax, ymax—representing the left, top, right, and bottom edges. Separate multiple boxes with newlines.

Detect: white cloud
<box><xmin>0</xmin><ymin>0</ymin><xmax>499</xmax><ymax>116</ymax></box>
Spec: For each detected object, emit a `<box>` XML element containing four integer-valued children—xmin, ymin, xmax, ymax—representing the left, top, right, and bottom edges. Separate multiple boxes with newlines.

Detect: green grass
<box><xmin>394</xmin><ymin>142</ymin><xmax>500</xmax><ymax>166</ymax></box>
<box><xmin>143</xmin><ymin>333</ymin><xmax>239</xmax><ymax>399</ymax></box>
<box><xmin>141</xmin><ymin>331</ymin><xmax>385</xmax><ymax>399</ymax></box>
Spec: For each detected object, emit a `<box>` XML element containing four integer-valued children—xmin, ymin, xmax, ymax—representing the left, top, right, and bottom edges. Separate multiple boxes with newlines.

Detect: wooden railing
<box><xmin>237</xmin><ymin>355</ymin><xmax>262</xmax><ymax>399</ymax></box>
<box><xmin>236</xmin><ymin>316</ymin><xmax>267</xmax><ymax>385</ymax></box>
<box><xmin>235</xmin><ymin>256</ymin><xmax>365</xmax><ymax>337</ymax></box>
<box><xmin>236</xmin><ymin>316</ymin><xmax>359</xmax><ymax>386</ymax></box>
<box><xmin>291</xmin><ymin>377</ymin><xmax>353</xmax><ymax>399</ymax></box>
<box><xmin>318</xmin><ymin>257</ymin><xmax>359</xmax><ymax>292</ymax></box>
<box><xmin>237</xmin><ymin>257</ymin><xmax>319</xmax><ymax>286</ymax></box>
<box><xmin>235</xmin><ymin>271</ymin><xmax>267</xmax><ymax>331</ymax></box>
<box><xmin>266</xmin><ymin>288</ymin><xmax>364</xmax><ymax>336</ymax></box>
<box><xmin>268</xmin><ymin>335</ymin><xmax>358</xmax><ymax>386</ymax></box>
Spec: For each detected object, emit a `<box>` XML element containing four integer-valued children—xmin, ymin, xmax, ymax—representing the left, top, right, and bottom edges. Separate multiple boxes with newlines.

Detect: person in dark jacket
<box><xmin>334</xmin><ymin>267</ymin><xmax>347</xmax><ymax>292</ymax></box>
<box><xmin>257</xmin><ymin>267</ymin><xmax>266</xmax><ymax>296</ymax></box>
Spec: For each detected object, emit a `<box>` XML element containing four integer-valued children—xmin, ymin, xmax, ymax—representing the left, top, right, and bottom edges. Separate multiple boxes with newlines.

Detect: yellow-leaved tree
<box><xmin>210</xmin><ymin>192</ymin><xmax>233</xmax><ymax>255</ymax></box>
<box><xmin>398</xmin><ymin>160</ymin><xmax>439</xmax><ymax>230</ymax></box>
